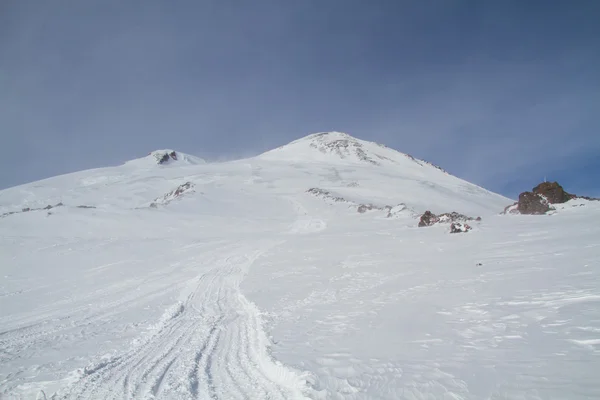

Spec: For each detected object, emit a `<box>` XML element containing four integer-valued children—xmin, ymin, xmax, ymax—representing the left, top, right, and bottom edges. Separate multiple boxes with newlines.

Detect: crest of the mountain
<box><xmin>125</xmin><ymin>149</ymin><xmax>206</xmax><ymax>167</ymax></box>
<box><xmin>259</xmin><ymin>132</ymin><xmax>447</xmax><ymax>172</ymax></box>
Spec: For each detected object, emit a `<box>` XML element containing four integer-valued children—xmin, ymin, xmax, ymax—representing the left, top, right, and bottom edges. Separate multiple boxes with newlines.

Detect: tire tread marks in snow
<box><xmin>58</xmin><ymin>245</ymin><xmax>309</xmax><ymax>400</ymax></box>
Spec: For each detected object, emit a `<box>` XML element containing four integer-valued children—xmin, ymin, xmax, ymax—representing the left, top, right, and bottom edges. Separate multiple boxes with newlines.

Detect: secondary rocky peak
<box><xmin>532</xmin><ymin>182</ymin><xmax>575</xmax><ymax>204</ymax></box>
<box><xmin>503</xmin><ymin>181</ymin><xmax>597</xmax><ymax>215</ymax></box>
<box><xmin>126</xmin><ymin>150</ymin><xmax>206</xmax><ymax>167</ymax></box>
<box><xmin>153</xmin><ymin>150</ymin><xmax>179</xmax><ymax>165</ymax></box>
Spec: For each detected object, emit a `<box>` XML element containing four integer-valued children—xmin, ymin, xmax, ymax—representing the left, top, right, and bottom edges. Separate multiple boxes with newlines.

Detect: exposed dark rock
<box><xmin>158</xmin><ymin>153</ymin><xmax>171</xmax><ymax>165</ymax></box>
<box><xmin>438</xmin><ymin>212</ymin><xmax>474</xmax><ymax>223</ymax></box>
<box><xmin>151</xmin><ymin>182</ymin><xmax>195</xmax><ymax>206</ymax></box>
<box><xmin>419</xmin><ymin>210</ymin><xmax>477</xmax><ymax>227</ymax></box>
<box><xmin>450</xmin><ymin>222</ymin><xmax>471</xmax><ymax>233</ymax></box>
<box><xmin>517</xmin><ymin>192</ymin><xmax>550</xmax><ymax>215</ymax></box>
<box><xmin>306</xmin><ymin>188</ymin><xmax>347</xmax><ymax>203</ymax></box>
<box><xmin>418</xmin><ymin>211</ymin><xmax>439</xmax><ymax>227</ymax></box>
<box><xmin>43</xmin><ymin>203</ymin><xmax>63</xmax><ymax>209</ymax></box>
<box><xmin>169</xmin><ymin>151</ymin><xmax>178</xmax><ymax>160</ymax></box>
<box><xmin>532</xmin><ymin>182</ymin><xmax>575</xmax><ymax>204</ymax></box>
<box><xmin>76</xmin><ymin>205</ymin><xmax>96</xmax><ymax>209</ymax></box>
<box><xmin>2</xmin><ymin>202</ymin><xmax>66</xmax><ymax>218</ymax></box>
<box><xmin>386</xmin><ymin>204</ymin><xmax>409</xmax><ymax>218</ymax></box>
<box><xmin>505</xmin><ymin>181</ymin><xmax>589</xmax><ymax>215</ymax></box>
<box><xmin>173</xmin><ymin>182</ymin><xmax>193</xmax><ymax>197</ymax></box>
<box><xmin>357</xmin><ymin>204</ymin><xmax>376</xmax><ymax>213</ymax></box>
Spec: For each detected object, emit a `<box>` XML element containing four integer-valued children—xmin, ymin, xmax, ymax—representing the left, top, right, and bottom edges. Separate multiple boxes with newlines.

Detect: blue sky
<box><xmin>1</xmin><ymin>0</ymin><xmax>599</xmax><ymax>198</ymax></box>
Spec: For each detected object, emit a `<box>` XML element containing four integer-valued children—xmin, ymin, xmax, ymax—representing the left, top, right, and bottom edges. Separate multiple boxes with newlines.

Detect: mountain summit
<box><xmin>259</xmin><ymin>131</ymin><xmax>445</xmax><ymax>171</ymax></box>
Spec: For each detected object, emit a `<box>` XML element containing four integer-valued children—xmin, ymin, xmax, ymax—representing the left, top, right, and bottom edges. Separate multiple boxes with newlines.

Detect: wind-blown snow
<box><xmin>1</xmin><ymin>133</ymin><xmax>599</xmax><ymax>399</ymax></box>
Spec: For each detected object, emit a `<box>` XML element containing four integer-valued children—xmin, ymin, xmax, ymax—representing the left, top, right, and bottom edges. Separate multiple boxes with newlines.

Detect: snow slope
<box><xmin>1</xmin><ymin>132</ymin><xmax>599</xmax><ymax>399</ymax></box>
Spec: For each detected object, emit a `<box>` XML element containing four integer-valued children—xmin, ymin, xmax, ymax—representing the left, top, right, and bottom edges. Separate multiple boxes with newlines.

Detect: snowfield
<box><xmin>1</xmin><ymin>133</ymin><xmax>599</xmax><ymax>399</ymax></box>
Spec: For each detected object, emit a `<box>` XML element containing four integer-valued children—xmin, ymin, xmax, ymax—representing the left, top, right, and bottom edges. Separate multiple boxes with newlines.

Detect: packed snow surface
<box><xmin>1</xmin><ymin>133</ymin><xmax>599</xmax><ymax>399</ymax></box>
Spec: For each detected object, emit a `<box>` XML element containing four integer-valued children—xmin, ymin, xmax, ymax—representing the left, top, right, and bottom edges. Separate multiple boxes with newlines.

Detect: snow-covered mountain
<box><xmin>1</xmin><ymin>132</ymin><xmax>599</xmax><ymax>399</ymax></box>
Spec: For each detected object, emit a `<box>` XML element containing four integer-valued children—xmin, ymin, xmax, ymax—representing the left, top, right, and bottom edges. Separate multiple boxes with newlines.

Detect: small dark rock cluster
<box><xmin>450</xmin><ymin>222</ymin><xmax>472</xmax><ymax>233</ymax></box>
<box><xmin>418</xmin><ymin>211</ymin><xmax>479</xmax><ymax>227</ymax></box>
<box><xmin>307</xmin><ymin>188</ymin><xmax>408</xmax><ymax>218</ymax></box>
<box><xmin>418</xmin><ymin>210</ymin><xmax>479</xmax><ymax>233</ymax></box>
<box><xmin>418</xmin><ymin>211</ymin><xmax>439</xmax><ymax>227</ymax></box>
<box><xmin>1</xmin><ymin>202</ymin><xmax>65</xmax><ymax>218</ymax></box>
<box><xmin>357</xmin><ymin>204</ymin><xmax>378</xmax><ymax>213</ymax></box>
<box><xmin>172</xmin><ymin>181</ymin><xmax>192</xmax><ymax>197</ymax></box>
<box><xmin>503</xmin><ymin>181</ymin><xmax>595</xmax><ymax>215</ymax></box>
<box><xmin>157</xmin><ymin>151</ymin><xmax>179</xmax><ymax>165</ymax></box>
<box><xmin>150</xmin><ymin>181</ymin><xmax>195</xmax><ymax>207</ymax></box>
<box><xmin>306</xmin><ymin>188</ymin><xmax>347</xmax><ymax>203</ymax></box>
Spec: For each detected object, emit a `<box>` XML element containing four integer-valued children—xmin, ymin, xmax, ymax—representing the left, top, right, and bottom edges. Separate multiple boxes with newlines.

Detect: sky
<box><xmin>1</xmin><ymin>0</ymin><xmax>599</xmax><ymax>198</ymax></box>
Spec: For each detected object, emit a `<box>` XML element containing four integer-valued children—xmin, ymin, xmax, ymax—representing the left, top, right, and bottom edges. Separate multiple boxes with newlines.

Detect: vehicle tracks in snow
<box><xmin>57</xmin><ymin>243</ymin><xmax>310</xmax><ymax>400</ymax></box>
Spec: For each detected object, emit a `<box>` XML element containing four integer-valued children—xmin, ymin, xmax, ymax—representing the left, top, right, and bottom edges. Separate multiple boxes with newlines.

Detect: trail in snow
<box><xmin>56</xmin><ymin>244</ymin><xmax>309</xmax><ymax>400</ymax></box>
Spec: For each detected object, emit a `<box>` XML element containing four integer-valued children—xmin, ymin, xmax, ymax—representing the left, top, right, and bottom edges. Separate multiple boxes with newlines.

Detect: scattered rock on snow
<box><xmin>2</xmin><ymin>202</ymin><xmax>65</xmax><ymax>218</ymax></box>
<box><xmin>307</xmin><ymin>188</ymin><xmax>414</xmax><ymax>218</ymax></box>
<box><xmin>386</xmin><ymin>204</ymin><xmax>408</xmax><ymax>218</ymax></box>
<box><xmin>418</xmin><ymin>211</ymin><xmax>439</xmax><ymax>227</ymax></box>
<box><xmin>306</xmin><ymin>188</ymin><xmax>348</xmax><ymax>203</ymax></box>
<box><xmin>357</xmin><ymin>204</ymin><xmax>377</xmax><ymax>213</ymax></box>
<box><xmin>418</xmin><ymin>210</ymin><xmax>478</xmax><ymax>227</ymax></box>
<box><xmin>450</xmin><ymin>222</ymin><xmax>471</xmax><ymax>233</ymax></box>
<box><xmin>150</xmin><ymin>182</ymin><xmax>195</xmax><ymax>207</ymax></box>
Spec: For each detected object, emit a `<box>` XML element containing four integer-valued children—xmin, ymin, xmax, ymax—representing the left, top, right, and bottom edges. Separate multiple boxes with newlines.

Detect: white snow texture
<box><xmin>1</xmin><ymin>132</ymin><xmax>599</xmax><ymax>399</ymax></box>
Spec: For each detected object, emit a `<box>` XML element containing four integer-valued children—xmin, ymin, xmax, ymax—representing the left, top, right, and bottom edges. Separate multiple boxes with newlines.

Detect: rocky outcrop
<box><xmin>516</xmin><ymin>191</ymin><xmax>550</xmax><ymax>215</ymax></box>
<box><xmin>418</xmin><ymin>211</ymin><xmax>479</xmax><ymax>227</ymax></box>
<box><xmin>450</xmin><ymin>222</ymin><xmax>471</xmax><ymax>233</ymax></box>
<box><xmin>418</xmin><ymin>211</ymin><xmax>439</xmax><ymax>227</ymax></box>
<box><xmin>307</xmin><ymin>188</ymin><xmax>412</xmax><ymax>218</ymax></box>
<box><xmin>306</xmin><ymin>188</ymin><xmax>347</xmax><ymax>203</ymax></box>
<box><xmin>357</xmin><ymin>204</ymin><xmax>377</xmax><ymax>213</ymax></box>
<box><xmin>532</xmin><ymin>182</ymin><xmax>575</xmax><ymax>204</ymax></box>
<box><xmin>1</xmin><ymin>202</ymin><xmax>65</xmax><ymax>218</ymax></box>
<box><xmin>504</xmin><ymin>181</ymin><xmax>596</xmax><ymax>215</ymax></box>
<box><xmin>150</xmin><ymin>182</ymin><xmax>195</xmax><ymax>207</ymax></box>
<box><xmin>418</xmin><ymin>210</ymin><xmax>479</xmax><ymax>232</ymax></box>
<box><xmin>155</xmin><ymin>151</ymin><xmax>180</xmax><ymax>165</ymax></box>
